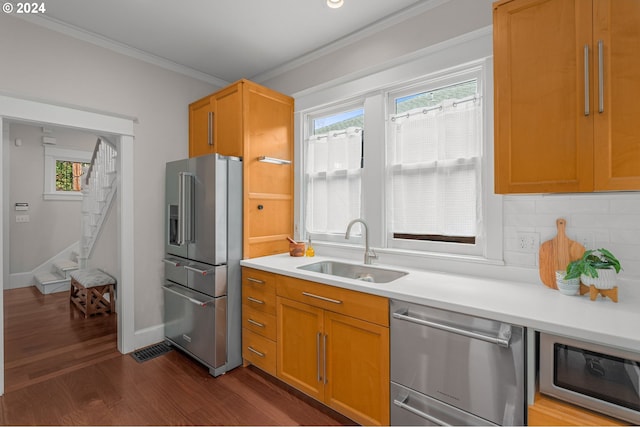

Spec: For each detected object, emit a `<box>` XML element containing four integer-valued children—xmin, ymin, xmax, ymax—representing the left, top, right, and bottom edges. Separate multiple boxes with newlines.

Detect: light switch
<box><xmin>16</xmin><ymin>215</ymin><xmax>29</xmax><ymax>223</ymax></box>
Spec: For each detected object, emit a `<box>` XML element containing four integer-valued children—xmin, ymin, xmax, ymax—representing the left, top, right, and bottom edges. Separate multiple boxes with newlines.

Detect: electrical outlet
<box><xmin>577</xmin><ymin>232</ymin><xmax>594</xmax><ymax>249</ymax></box>
<box><xmin>15</xmin><ymin>214</ymin><xmax>29</xmax><ymax>223</ymax></box>
<box><xmin>516</xmin><ymin>232</ymin><xmax>539</xmax><ymax>252</ymax></box>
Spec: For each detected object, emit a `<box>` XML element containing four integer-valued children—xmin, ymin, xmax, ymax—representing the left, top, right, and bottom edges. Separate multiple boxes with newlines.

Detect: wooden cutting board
<box><xmin>538</xmin><ymin>218</ymin><xmax>585</xmax><ymax>289</ymax></box>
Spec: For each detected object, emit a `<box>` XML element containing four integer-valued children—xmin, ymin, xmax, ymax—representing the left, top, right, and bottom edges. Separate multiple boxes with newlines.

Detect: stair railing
<box><xmin>79</xmin><ymin>137</ymin><xmax>118</xmax><ymax>268</ymax></box>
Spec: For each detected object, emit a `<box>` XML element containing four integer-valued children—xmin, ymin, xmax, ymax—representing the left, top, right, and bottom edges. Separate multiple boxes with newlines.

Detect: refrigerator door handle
<box><xmin>178</xmin><ymin>172</ymin><xmax>194</xmax><ymax>245</ymax></box>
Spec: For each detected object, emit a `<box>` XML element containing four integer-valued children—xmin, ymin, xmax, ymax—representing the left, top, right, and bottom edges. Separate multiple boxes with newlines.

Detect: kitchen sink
<box><xmin>297</xmin><ymin>261</ymin><xmax>408</xmax><ymax>283</ymax></box>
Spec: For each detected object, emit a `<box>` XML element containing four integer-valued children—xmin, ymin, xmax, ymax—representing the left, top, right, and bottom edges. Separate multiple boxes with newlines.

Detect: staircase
<box><xmin>32</xmin><ymin>138</ymin><xmax>117</xmax><ymax>295</ymax></box>
<box><xmin>34</xmin><ymin>254</ymin><xmax>80</xmax><ymax>294</ymax></box>
<box><xmin>78</xmin><ymin>138</ymin><xmax>118</xmax><ymax>269</ymax></box>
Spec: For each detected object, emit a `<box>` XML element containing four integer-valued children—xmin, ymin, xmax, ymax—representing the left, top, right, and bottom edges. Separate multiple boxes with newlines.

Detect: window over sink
<box><xmin>298</xmin><ymin>31</ymin><xmax>501</xmax><ymax>262</ymax></box>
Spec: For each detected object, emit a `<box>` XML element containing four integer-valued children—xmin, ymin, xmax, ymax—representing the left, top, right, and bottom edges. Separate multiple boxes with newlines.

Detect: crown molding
<box><xmin>252</xmin><ymin>0</ymin><xmax>451</xmax><ymax>83</ymax></box>
<box><xmin>14</xmin><ymin>14</ymin><xmax>230</xmax><ymax>87</ymax></box>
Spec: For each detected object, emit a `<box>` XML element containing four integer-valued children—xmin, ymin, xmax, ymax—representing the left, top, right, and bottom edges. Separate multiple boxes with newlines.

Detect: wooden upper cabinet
<box><xmin>213</xmin><ymin>83</ymin><xmax>243</xmax><ymax>158</ymax></box>
<box><xmin>593</xmin><ymin>0</ymin><xmax>640</xmax><ymax>190</ymax></box>
<box><xmin>188</xmin><ymin>96</ymin><xmax>216</xmax><ymax>158</ymax></box>
<box><xmin>493</xmin><ymin>0</ymin><xmax>640</xmax><ymax>193</ymax></box>
<box><xmin>188</xmin><ymin>80</ymin><xmax>294</xmax><ymax>259</ymax></box>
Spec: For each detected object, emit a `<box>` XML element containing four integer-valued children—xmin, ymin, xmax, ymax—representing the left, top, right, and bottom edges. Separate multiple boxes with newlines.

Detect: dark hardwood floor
<box><xmin>1</xmin><ymin>286</ymin><xmax>350</xmax><ymax>425</ymax></box>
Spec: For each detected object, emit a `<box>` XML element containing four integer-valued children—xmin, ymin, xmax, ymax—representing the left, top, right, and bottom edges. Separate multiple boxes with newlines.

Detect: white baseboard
<box><xmin>133</xmin><ymin>323</ymin><xmax>165</xmax><ymax>351</ymax></box>
<box><xmin>7</xmin><ymin>272</ymin><xmax>33</xmax><ymax>289</ymax></box>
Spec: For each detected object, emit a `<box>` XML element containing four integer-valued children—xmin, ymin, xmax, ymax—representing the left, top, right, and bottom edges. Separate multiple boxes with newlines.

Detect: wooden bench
<box><xmin>69</xmin><ymin>269</ymin><xmax>116</xmax><ymax>318</ymax></box>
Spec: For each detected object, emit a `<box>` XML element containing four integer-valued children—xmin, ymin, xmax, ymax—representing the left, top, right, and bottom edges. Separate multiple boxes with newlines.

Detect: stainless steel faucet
<box><xmin>345</xmin><ymin>218</ymin><xmax>377</xmax><ymax>265</ymax></box>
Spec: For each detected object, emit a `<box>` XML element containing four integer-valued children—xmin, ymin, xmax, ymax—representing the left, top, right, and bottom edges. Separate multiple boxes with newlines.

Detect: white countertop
<box><xmin>241</xmin><ymin>253</ymin><xmax>640</xmax><ymax>354</ymax></box>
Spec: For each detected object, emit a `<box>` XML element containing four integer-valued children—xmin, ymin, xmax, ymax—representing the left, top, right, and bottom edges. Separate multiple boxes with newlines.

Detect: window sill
<box><xmin>43</xmin><ymin>192</ymin><xmax>83</xmax><ymax>201</ymax></box>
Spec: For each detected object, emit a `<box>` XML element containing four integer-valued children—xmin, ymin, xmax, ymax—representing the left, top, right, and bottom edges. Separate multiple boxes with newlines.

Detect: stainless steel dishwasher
<box><xmin>390</xmin><ymin>299</ymin><xmax>526</xmax><ymax>426</ymax></box>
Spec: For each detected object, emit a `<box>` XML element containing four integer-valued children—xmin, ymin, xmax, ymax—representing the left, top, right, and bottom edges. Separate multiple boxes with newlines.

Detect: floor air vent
<box><xmin>131</xmin><ymin>342</ymin><xmax>173</xmax><ymax>363</ymax></box>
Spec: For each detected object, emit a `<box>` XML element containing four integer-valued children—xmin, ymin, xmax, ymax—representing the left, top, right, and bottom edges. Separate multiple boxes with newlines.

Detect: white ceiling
<box><xmin>35</xmin><ymin>0</ymin><xmax>428</xmax><ymax>84</ymax></box>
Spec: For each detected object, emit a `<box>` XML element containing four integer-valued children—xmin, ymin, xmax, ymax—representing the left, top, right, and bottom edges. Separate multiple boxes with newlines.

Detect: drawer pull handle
<box><xmin>247</xmin><ymin>318</ymin><xmax>265</xmax><ymax>328</ymax></box>
<box><xmin>247</xmin><ymin>346</ymin><xmax>265</xmax><ymax>358</ymax></box>
<box><xmin>247</xmin><ymin>296</ymin><xmax>265</xmax><ymax>304</ymax></box>
<box><xmin>392</xmin><ymin>309</ymin><xmax>511</xmax><ymax>348</ymax></box>
<box><xmin>247</xmin><ymin>277</ymin><xmax>265</xmax><ymax>284</ymax></box>
<box><xmin>184</xmin><ymin>265</ymin><xmax>214</xmax><ymax>276</ymax></box>
<box><xmin>162</xmin><ymin>258</ymin><xmax>181</xmax><ymax>267</ymax></box>
<box><xmin>584</xmin><ymin>44</ymin><xmax>590</xmax><ymax>116</ymax></box>
<box><xmin>302</xmin><ymin>292</ymin><xmax>342</xmax><ymax>305</ymax></box>
<box><xmin>393</xmin><ymin>395</ymin><xmax>450</xmax><ymax>426</ymax></box>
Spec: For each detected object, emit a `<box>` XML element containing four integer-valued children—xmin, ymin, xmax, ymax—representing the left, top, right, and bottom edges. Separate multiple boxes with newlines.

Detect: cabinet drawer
<box><xmin>242</xmin><ymin>285</ymin><xmax>276</xmax><ymax>315</ymax></box>
<box><xmin>276</xmin><ymin>275</ymin><xmax>388</xmax><ymax>327</ymax></box>
<box><xmin>243</xmin><ymin>329</ymin><xmax>276</xmax><ymax>375</ymax></box>
<box><xmin>242</xmin><ymin>305</ymin><xmax>277</xmax><ymax>341</ymax></box>
<box><xmin>242</xmin><ymin>268</ymin><xmax>277</xmax><ymax>290</ymax></box>
<box><xmin>242</xmin><ymin>268</ymin><xmax>276</xmax><ymax>314</ymax></box>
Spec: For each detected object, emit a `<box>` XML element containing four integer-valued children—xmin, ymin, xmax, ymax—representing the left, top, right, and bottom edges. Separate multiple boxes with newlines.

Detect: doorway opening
<box><xmin>0</xmin><ymin>94</ymin><xmax>136</xmax><ymax>395</ymax></box>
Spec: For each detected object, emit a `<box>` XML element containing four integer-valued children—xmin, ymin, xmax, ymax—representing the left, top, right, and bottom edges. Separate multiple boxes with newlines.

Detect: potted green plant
<box><xmin>565</xmin><ymin>248</ymin><xmax>623</xmax><ymax>289</ymax></box>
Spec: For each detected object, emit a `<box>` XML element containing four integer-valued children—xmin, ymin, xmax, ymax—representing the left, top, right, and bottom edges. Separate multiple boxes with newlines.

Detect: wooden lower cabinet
<box><xmin>529</xmin><ymin>392</ymin><xmax>630</xmax><ymax>426</ymax></box>
<box><xmin>241</xmin><ymin>268</ymin><xmax>277</xmax><ymax>376</ymax></box>
<box><xmin>276</xmin><ymin>291</ymin><xmax>390</xmax><ymax>426</ymax></box>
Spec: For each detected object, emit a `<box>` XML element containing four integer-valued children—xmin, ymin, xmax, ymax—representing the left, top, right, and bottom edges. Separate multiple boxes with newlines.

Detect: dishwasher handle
<box><xmin>393</xmin><ymin>395</ymin><xmax>450</xmax><ymax>426</ymax></box>
<box><xmin>392</xmin><ymin>310</ymin><xmax>511</xmax><ymax>348</ymax></box>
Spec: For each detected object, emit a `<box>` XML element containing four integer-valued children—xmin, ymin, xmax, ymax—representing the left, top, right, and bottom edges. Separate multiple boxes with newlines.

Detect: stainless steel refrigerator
<box><xmin>162</xmin><ymin>153</ymin><xmax>242</xmax><ymax>376</ymax></box>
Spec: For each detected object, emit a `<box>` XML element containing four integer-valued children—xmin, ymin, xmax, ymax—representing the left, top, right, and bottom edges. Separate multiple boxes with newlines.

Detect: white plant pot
<box><xmin>580</xmin><ymin>268</ymin><xmax>618</xmax><ymax>290</ymax></box>
<box><xmin>555</xmin><ymin>271</ymin><xmax>580</xmax><ymax>296</ymax></box>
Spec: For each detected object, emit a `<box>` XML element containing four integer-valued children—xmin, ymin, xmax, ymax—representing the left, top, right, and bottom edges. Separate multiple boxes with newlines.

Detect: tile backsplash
<box><xmin>504</xmin><ymin>193</ymin><xmax>640</xmax><ymax>279</ymax></box>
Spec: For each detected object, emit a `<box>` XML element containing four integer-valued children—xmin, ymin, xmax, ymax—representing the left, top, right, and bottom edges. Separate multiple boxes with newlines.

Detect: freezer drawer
<box><xmin>163</xmin><ymin>255</ymin><xmax>227</xmax><ymax>297</ymax></box>
<box><xmin>163</xmin><ymin>283</ymin><xmax>227</xmax><ymax>371</ymax></box>
<box><xmin>390</xmin><ymin>299</ymin><xmax>526</xmax><ymax>426</ymax></box>
<box><xmin>391</xmin><ymin>382</ymin><xmax>495</xmax><ymax>426</ymax></box>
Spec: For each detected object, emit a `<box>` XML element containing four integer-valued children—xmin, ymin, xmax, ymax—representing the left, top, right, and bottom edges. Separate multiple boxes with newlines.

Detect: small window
<box><xmin>305</xmin><ymin>106</ymin><xmax>364</xmax><ymax>238</ymax></box>
<box><xmin>44</xmin><ymin>146</ymin><xmax>92</xmax><ymax>200</ymax></box>
<box><xmin>56</xmin><ymin>160</ymin><xmax>89</xmax><ymax>192</ymax></box>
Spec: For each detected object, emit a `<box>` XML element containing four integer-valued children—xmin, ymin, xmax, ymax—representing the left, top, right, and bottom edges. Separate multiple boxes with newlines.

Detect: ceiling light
<box><xmin>327</xmin><ymin>0</ymin><xmax>344</xmax><ymax>9</ymax></box>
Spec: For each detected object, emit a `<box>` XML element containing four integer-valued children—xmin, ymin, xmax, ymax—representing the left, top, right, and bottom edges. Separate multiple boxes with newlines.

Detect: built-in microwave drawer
<box><xmin>163</xmin><ymin>256</ymin><xmax>227</xmax><ymax>297</ymax></box>
<box><xmin>540</xmin><ymin>332</ymin><xmax>640</xmax><ymax>424</ymax></box>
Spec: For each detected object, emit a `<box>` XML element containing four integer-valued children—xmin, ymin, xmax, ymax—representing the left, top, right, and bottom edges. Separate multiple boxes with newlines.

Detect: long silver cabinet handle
<box><xmin>162</xmin><ymin>285</ymin><xmax>215</xmax><ymax>307</ymax></box>
<box><xmin>184</xmin><ymin>265</ymin><xmax>215</xmax><ymax>276</ymax></box>
<box><xmin>393</xmin><ymin>396</ymin><xmax>450</xmax><ymax>426</ymax></box>
<box><xmin>247</xmin><ymin>318</ymin><xmax>265</xmax><ymax>328</ymax></box>
<box><xmin>247</xmin><ymin>296</ymin><xmax>265</xmax><ymax>304</ymax></box>
<box><xmin>316</xmin><ymin>332</ymin><xmax>322</xmax><ymax>383</ymax></box>
<box><xmin>392</xmin><ymin>310</ymin><xmax>511</xmax><ymax>348</ymax></box>
<box><xmin>323</xmin><ymin>334</ymin><xmax>328</xmax><ymax>385</ymax></box>
<box><xmin>302</xmin><ymin>292</ymin><xmax>342</xmax><ymax>305</ymax></box>
<box><xmin>257</xmin><ymin>156</ymin><xmax>291</xmax><ymax>165</ymax></box>
<box><xmin>247</xmin><ymin>346</ymin><xmax>265</xmax><ymax>358</ymax></box>
<box><xmin>598</xmin><ymin>39</ymin><xmax>604</xmax><ymax>113</ymax></box>
<box><xmin>162</xmin><ymin>258</ymin><xmax>181</xmax><ymax>267</ymax></box>
<box><xmin>246</xmin><ymin>277</ymin><xmax>265</xmax><ymax>284</ymax></box>
<box><xmin>584</xmin><ymin>44</ymin><xmax>590</xmax><ymax>116</ymax></box>
<box><xmin>208</xmin><ymin>112</ymin><xmax>214</xmax><ymax>146</ymax></box>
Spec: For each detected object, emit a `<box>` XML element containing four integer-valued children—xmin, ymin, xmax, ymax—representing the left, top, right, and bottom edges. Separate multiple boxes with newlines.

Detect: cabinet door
<box><xmin>593</xmin><ymin>0</ymin><xmax>640</xmax><ymax>190</ymax></box>
<box><xmin>188</xmin><ymin>96</ymin><xmax>215</xmax><ymax>158</ymax></box>
<box><xmin>494</xmin><ymin>0</ymin><xmax>594</xmax><ymax>193</ymax></box>
<box><xmin>276</xmin><ymin>297</ymin><xmax>324</xmax><ymax>401</ymax></box>
<box><xmin>324</xmin><ymin>311</ymin><xmax>389</xmax><ymax>426</ymax></box>
<box><xmin>213</xmin><ymin>83</ymin><xmax>243</xmax><ymax>158</ymax></box>
<box><xmin>243</xmin><ymin>82</ymin><xmax>294</xmax><ymax>258</ymax></box>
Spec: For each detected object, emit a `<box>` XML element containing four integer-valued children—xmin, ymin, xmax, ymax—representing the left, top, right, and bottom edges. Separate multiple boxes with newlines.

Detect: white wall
<box><xmin>8</xmin><ymin>123</ymin><xmax>94</xmax><ymax>274</ymax></box>
<box><xmin>0</xmin><ymin>13</ymin><xmax>216</xmax><ymax>332</ymax></box>
<box><xmin>258</xmin><ymin>0</ymin><xmax>640</xmax><ymax>285</ymax></box>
